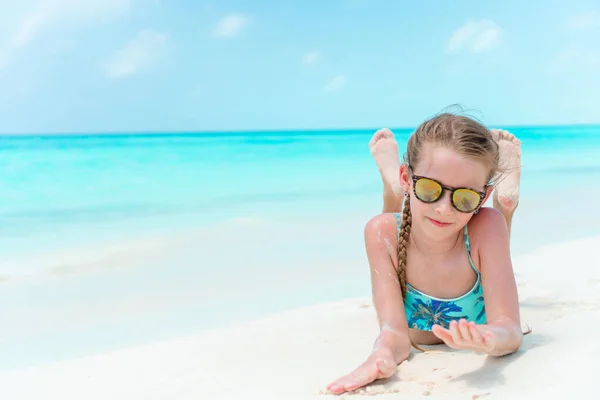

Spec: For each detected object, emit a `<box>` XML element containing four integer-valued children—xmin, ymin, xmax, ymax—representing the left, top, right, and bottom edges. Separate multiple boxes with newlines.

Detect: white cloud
<box><xmin>446</xmin><ymin>20</ymin><xmax>503</xmax><ymax>54</ymax></box>
<box><xmin>9</xmin><ymin>7</ymin><xmax>51</xmax><ymax>48</ymax></box>
<box><xmin>9</xmin><ymin>0</ymin><xmax>130</xmax><ymax>47</ymax></box>
<box><xmin>0</xmin><ymin>0</ymin><xmax>130</xmax><ymax>66</ymax></box>
<box><xmin>303</xmin><ymin>52</ymin><xmax>319</xmax><ymax>65</ymax></box>
<box><xmin>212</xmin><ymin>14</ymin><xmax>250</xmax><ymax>38</ymax></box>
<box><xmin>324</xmin><ymin>75</ymin><xmax>347</xmax><ymax>92</ymax></box>
<box><xmin>102</xmin><ymin>30</ymin><xmax>168</xmax><ymax>78</ymax></box>
<box><xmin>567</xmin><ymin>11</ymin><xmax>600</xmax><ymax>30</ymax></box>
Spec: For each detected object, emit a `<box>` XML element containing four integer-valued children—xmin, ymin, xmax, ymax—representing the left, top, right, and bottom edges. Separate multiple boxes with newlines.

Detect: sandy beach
<box><xmin>2</xmin><ymin>1</ymin><xmax>600</xmax><ymax>398</ymax></box>
<box><xmin>1</xmin><ymin>235</ymin><xmax>599</xmax><ymax>400</ymax></box>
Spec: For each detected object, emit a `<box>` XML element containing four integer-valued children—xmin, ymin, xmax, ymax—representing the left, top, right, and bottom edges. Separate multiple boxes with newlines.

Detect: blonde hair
<box><xmin>398</xmin><ymin>112</ymin><xmax>500</xmax><ymax>352</ymax></box>
<box><xmin>398</xmin><ymin>113</ymin><xmax>500</xmax><ymax>320</ymax></box>
<box><xmin>397</xmin><ymin>111</ymin><xmax>500</xmax><ymax>300</ymax></box>
<box><xmin>396</xmin><ymin>109</ymin><xmax>534</xmax><ymax>348</ymax></box>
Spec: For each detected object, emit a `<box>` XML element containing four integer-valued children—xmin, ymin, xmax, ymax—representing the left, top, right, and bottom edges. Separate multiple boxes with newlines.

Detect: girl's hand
<box><xmin>431</xmin><ymin>319</ymin><xmax>497</xmax><ymax>354</ymax></box>
<box><xmin>325</xmin><ymin>346</ymin><xmax>398</xmax><ymax>395</ymax></box>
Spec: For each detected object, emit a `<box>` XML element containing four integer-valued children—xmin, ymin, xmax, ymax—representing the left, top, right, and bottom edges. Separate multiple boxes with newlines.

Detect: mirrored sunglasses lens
<box><xmin>415</xmin><ymin>178</ymin><xmax>442</xmax><ymax>202</ymax></box>
<box><xmin>453</xmin><ymin>189</ymin><xmax>480</xmax><ymax>212</ymax></box>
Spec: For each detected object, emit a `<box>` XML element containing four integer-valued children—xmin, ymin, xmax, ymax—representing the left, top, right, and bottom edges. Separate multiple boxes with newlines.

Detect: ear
<box><xmin>480</xmin><ymin>185</ymin><xmax>494</xmax><ymax>206</ymax></box>
<box><xmin>399</xmin><ymin>163</ymin><xmax>411</xmax><ymax>193</ymax></box>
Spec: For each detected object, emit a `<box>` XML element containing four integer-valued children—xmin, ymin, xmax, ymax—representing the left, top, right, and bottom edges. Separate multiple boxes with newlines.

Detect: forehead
<box><xmin>412</xmin><ymin>144</ymin><xmax>489</xmax><ymax>189</ymax></box>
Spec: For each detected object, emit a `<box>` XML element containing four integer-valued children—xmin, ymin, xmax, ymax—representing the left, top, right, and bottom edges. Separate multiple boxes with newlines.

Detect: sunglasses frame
<box><xmin>408</xmin><ymin>168</ymin><xmax>488</xmax><ymax>213</ymax></box>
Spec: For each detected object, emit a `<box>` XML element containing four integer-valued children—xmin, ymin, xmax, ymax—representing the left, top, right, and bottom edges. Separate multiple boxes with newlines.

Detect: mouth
<box><xmin>427</xmin><ymin>217</ymin><xmax>452</xmax><ymax>227</ymax></box>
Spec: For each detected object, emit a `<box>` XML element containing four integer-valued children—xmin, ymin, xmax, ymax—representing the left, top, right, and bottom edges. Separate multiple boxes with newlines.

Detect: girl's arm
<box><xmin>364</xmin><ymin>213</ymin><xmax>412</xmax><ymax>362</ymax></box>
<box><xmin>431</xmin><ymin>208</ymin><xmax>524</xmax><ymax>356</ymax></box>
<box><xmin>472</xmin><ymin>208</ymin><xmax>523</xmax><ymax>355</ymax></box>
<box><xmin>326</xmin><ymin>213</ymin><xmax>411</xmax><ymax>395</ymax></box>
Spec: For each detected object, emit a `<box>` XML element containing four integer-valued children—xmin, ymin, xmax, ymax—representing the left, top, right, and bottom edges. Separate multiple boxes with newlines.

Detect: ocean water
<box><xmin>1</xmin><ymin>125</ymin><xmax>600</xmax><ymax>370</ymax></box>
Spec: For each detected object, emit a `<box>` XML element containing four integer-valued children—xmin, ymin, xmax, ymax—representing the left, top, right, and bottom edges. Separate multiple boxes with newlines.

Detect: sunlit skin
<box><xmin>326</xmin><ymin>128</ymin><xmax>523</xmax><ymax>395</ymax></box>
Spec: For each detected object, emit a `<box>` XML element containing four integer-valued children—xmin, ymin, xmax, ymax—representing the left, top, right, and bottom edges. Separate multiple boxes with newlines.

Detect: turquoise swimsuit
<box><xmin>394</xmin><ymin>213</ymin><xmax>487</xmax><ymax>331</ymax></box>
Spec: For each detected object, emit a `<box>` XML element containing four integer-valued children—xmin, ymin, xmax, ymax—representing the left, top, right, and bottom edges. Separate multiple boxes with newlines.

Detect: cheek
<box><xmin>409</xmin><ymin>196</ymin><xmax>474</xmax><ymax>224</ymax></box>
<box><xmin>455</xmin><ymin>212</ymin><xmax>474</xmax><ymax>225</ymax></box>
<box><xmin>408</xmin><ymin>196</ymin><xmax>428</xmax><ymax>216</ymax></box>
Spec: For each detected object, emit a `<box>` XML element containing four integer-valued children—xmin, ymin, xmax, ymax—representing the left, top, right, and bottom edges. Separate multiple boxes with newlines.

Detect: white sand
<box><xmin>2</xmin><ymin>236</ymin><xmax>600</xmax><ymax>400</ymax></box>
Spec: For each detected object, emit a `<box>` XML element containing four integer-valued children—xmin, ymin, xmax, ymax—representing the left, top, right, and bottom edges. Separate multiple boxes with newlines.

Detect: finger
<box><xmin>431</xmin><ymin>324</ymin><xmax>448</xmax><ymax>340</ymax></box>
<box><xmin>327</xmin><ymin>374</ymin><xmax>354</xmax><ymax>394</ymax></box>
<box><xmin>342</xmin><ymin>363</ymin><xmax>379</xmax><ymax>393</ymax></box>
<box><xmin>449</xmin><ymin>320</ymin><xmax>463</xmax><ymax>344</ymax></box>
<box><xmin>482</xmin><ymin>331</ymin><xmax>497</xmax><ymax>349</ymax></box>
<box><xmin>328</xmin><ymin>375</ymin><xmax>359</xmax><ymax>394</ymax></box>
<box><xmin>432</xmin><ymin>325</ymin><xmax>459</xmax><ymax>348</ymax></box>
<box><xmin>458</xmin><ymin>319</ymin><xmax>472</xmax><ymax>342</ymax></box>
<box><xmin>326</xmin><ymin>384</ymin><xmax>344</xmax><ymax>394</ymax></box>
<box><xmin>326</xmin><ymin>379</ymin><xmax>346</xmax><ymax>394</ymax></box>
<box><xmin>468</xmin><ymin>322</ymin><xmax>484</xmax><ymax>345</ymax></box>
<box><xmin>326</xmin><ymin>363</ymin><xmax>374</xmax><ymax>394</ymax></box>
<box><xmin>376</xmin><ymin>357</ymin><xmax>397</xmax><ymax>378</ymax></box>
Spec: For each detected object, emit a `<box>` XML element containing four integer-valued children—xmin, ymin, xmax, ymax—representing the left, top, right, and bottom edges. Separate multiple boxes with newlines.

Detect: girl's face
<box><xmin>400</xmin><ymin>143</ymin><xmax>493</xmax><ymax>240</ymax></box>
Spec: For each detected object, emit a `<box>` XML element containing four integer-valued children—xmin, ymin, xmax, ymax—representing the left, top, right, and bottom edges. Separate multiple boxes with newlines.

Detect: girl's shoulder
<box><xmin>467</xmin><ymin>207</ymin><xmax>509</xmax><ymax>252</ymax></box>
<box><xmin>364</xmin><ymin>212</ymin><xmax>401</xmax><ymax>241</ymax></box>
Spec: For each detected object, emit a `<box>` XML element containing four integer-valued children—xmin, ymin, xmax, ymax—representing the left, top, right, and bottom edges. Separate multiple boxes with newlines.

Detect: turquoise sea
<box><xmin>1</xmin><ymin>125</ymin><xmax>600</xmax><ymax>370</ymax></box>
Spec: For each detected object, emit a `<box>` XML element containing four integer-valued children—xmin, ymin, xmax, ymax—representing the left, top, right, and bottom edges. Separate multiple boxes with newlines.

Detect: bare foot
<box><xmin>325</xmin><ymin>347</ymin><xmax>397</xmax><ymax>394</ymax></box>
<box><xmin>491</xmin><ymin>129</ymin><xmax>522</xmax><ymax>214</ymax></box>
<box><xmin>369</xmin><ymin>128</ymin><xmax>402</xmax><ymax>195</ymax></box>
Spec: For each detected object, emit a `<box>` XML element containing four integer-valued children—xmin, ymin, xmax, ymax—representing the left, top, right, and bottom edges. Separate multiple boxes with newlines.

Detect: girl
<box><xmin>326</xmin><ymin>112</ymin><xmax>524</xmax><ymax>395</ymax></box>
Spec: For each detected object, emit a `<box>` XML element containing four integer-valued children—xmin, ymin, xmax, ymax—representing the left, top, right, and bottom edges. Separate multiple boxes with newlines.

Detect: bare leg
<box><xmin>490</xmin><ymin>129</ymin><xmax>522</xmax><ymax>238</ymax></box>
<box><xmin>369</xmin><ymin>128</ymin><xmax>405</xmax><ymax>213</ymax></box>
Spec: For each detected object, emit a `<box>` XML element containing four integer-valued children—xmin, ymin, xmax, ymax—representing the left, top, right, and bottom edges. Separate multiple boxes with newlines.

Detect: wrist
<box><xmin>484</xmin><ymin>322</ymin><xmax>523</xmax><ymax>356</ymax></box>
<box><xmin>374</xmin><ymin>328</ymin><xmax>411</xmax><ymax>363</ymax></box>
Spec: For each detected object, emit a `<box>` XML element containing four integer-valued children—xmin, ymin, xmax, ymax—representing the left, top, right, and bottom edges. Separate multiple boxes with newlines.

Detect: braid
<box><xmin>397</xmin><ymin>194</ymin><xmax>426</xmax><ymax>352</ymax></box>
<box><xmin>397</xmin><ymin>194</ymin><xmax>412</xmax><ymax>298</ymax></box>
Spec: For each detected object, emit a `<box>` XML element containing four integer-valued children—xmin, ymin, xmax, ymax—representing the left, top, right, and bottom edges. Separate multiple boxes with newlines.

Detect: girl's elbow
<box><xmin>488</xmin><ymin>319</ymin><xmax>525</xmax><ymax>356</ymax></box>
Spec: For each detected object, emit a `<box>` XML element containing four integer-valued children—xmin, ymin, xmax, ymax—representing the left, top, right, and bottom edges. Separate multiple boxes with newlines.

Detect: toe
<box><xmin>502</xmin><ymin>130</ymin><xmax>522</xmax><ymax>146</ymax></box>
<box><xmin>369</xmin><ymin>129</ymin><xmax>388</xmax><ymax>147</ymax></box>
<box><xmin>380</xmin><ymin>128</ymin><xmax>394</xmax><ymax>139</ymax></box>
<box><xmin>505</xmin><ymin>131</ymin><xmax>517</xmax><ymax>142</ymax></box>
<box><xmin>369</xmin><ymin>128</ymin><xmax>396</xmax><ymax>151</ymax></box>
<box><xmin>369</xmin><ymin>132</ymin><xmax>382</xmax><ymax>147</ymax></box>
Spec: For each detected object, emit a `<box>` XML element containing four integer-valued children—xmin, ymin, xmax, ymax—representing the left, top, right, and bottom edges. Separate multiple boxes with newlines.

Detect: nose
<box><xmin>434</xmin><ymin>192</ymin><xmax>454</xmax><ymax>216</ymax></box>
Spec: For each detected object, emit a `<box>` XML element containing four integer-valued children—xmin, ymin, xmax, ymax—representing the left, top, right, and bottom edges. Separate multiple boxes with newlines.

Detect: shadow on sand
<box><xmin>449</xmin><ymin>330</ymin><xmax>554</xmax><ymax>390</ymax></box>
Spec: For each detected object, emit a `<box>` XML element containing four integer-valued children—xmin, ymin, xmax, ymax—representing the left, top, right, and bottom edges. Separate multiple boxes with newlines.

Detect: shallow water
<box><xmin>1</xmin><ymin>125</ymin><xmax>599</xmax><ymax>369</ymax></box>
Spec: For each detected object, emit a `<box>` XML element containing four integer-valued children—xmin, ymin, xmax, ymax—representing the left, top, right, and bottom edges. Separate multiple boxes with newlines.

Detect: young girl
<box><xmin>326</xmin><ymin>112</ymin><xmax>524</xmax><ymax>394</ymax></box>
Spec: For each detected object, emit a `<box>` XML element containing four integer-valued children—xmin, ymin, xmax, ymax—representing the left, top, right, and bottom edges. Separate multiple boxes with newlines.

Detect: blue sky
<box><xmin>0</xmin><ymin>0</ymin><xmax>599</xmax><ymax>133</ymax></box>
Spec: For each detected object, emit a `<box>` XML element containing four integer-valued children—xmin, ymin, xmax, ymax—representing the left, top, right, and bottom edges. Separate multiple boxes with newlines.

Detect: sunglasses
<box><xmin>409</xmin><ymin>168</ymin><xmax>488</xmax><ymax>213</ymax></box>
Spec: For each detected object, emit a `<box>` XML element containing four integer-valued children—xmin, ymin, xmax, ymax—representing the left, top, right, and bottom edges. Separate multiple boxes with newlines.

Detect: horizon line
<box><xmin>0</xmin><ymin>122</ymin><xmax>599</xmax><ymax>137</ymax></box>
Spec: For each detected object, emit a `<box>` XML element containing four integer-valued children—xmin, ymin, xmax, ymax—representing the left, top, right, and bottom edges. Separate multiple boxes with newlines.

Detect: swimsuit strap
<box><xmin>463</xmin><ymin>225</ymin><xmax>479</xmax><ymax>275</ymax></box>
<box><xmin>394</xmin><ymin>212</ymin><xmax>402</xmax><ymax>239</ymax></box>
<box><xmin>394</xmin><ymin>213</ymin><xmax>479</xmax><ymax>276</ymax></box>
